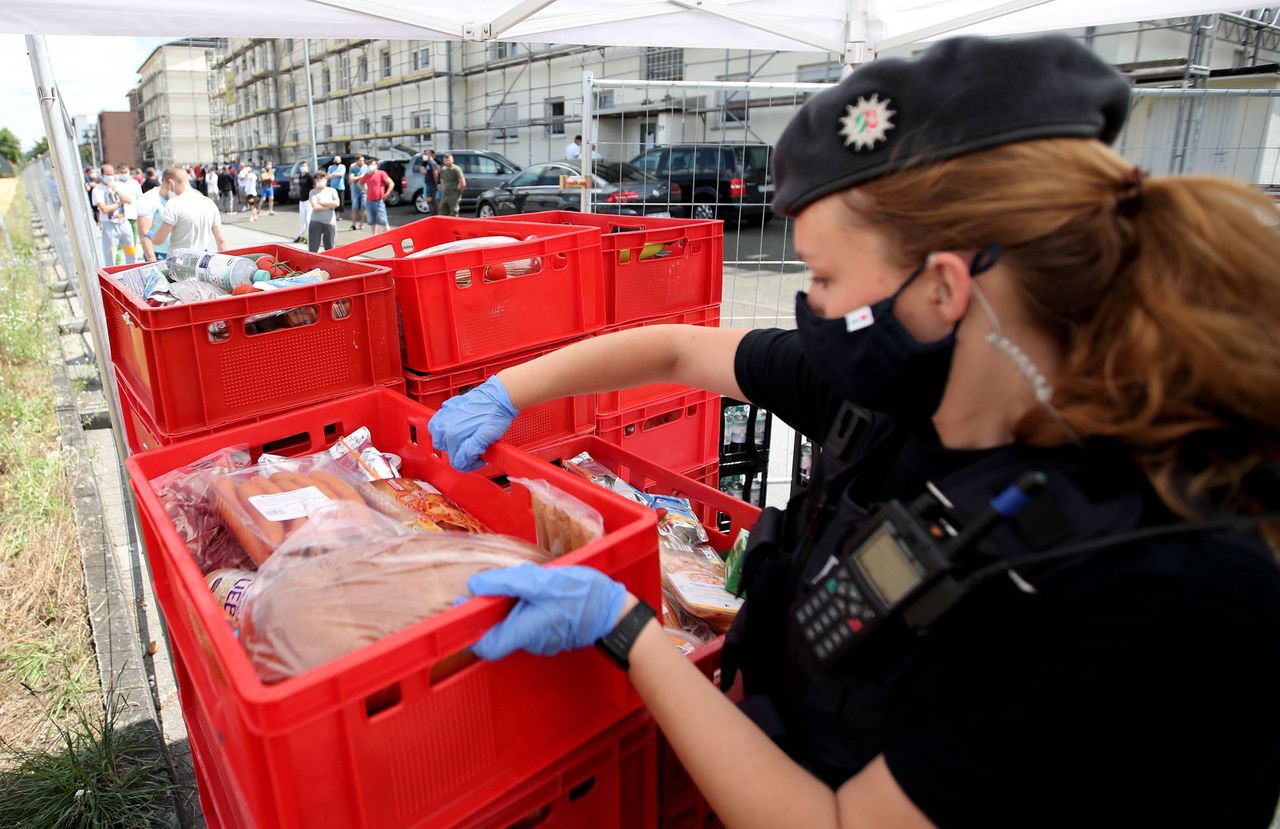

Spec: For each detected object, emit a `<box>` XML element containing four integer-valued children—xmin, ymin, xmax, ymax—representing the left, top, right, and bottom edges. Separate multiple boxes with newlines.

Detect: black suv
<box><xmin>630</xmin><ymin>143</ymin><xmax>774</xmax><ymax>224</ymax></box>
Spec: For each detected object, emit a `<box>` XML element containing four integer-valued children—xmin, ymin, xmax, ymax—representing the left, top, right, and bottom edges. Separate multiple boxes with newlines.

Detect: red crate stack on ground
<box><xmin>126</xmin><ymin>390</ymin><xmax>663</xmax><ymax>828</ymax></box>
<box><xmin>100</xmin><ymin>244</ymin><xmax>403</xmax><ymax>452</ymax></box>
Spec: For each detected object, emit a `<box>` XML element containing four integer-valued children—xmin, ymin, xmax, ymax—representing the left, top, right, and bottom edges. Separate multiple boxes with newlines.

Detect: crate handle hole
<box><xmin>244</xmin><ymin>304</ymin><xmax>319</xmax><ymax>337</ymax></box>
<box><xmin>641</xmin><ymin>410</ymin><xmax>683</xmax><ymax>431</ymax></box>
<box><xmin>508</xmin><ymin>805</ymin><xmax>553</xmax><ymax>828</ymax></box>
<box><xmin>207</xmin><ymin>321</ymin><xmax>230</xmax><ymax>343</ymax></box>
<box><xmin>409</xmin><ymin>423</ymin><xmax>419</xmax><ymax>445</ymax></box>
<box><xmin>428</xmin><ymin>648</ymin><xmax>480</xmax><ymax>685</ymax></box>
<box><xmin>331</xmin><ymin>298</ymin><xmax>352</xmax><ymax>320</ymax></box>
<box><xmin>364</xmin><ymin>682</ymin><xmax>402</xmax><ymax>718</ymax></box>
<box><xmin>455</xmin><ymin>269</ymin><xmax>473</xmax><ymax>288</ymax></box>
<box><xmin>323</xmin><ymin>422</ymin><xmax>341</xmax><ymax>442</ymax></box>
<box><xmin>567</xmin><ymin>777</ymin><xmax>596</xmax><ymax>802</ymax></box>
<box><xmin>400</xmin><ymin>237</ymin><xmax>415</xmax><ymax>254</ymax></box>
<box><xmin>260</xmin><ymin>429</ymin><xmax>314</xmax><ymax>457</ymax></box>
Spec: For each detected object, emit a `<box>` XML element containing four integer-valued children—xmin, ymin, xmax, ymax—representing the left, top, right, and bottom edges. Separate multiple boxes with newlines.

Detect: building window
<box><xmin>411</xmin><ymin>110</ymin><xmax>432</xmax><ymax>131</ymax></box>
<box><xmin>339</xmin><ymin>54</ymin><xmax>351</xmax><ymax>88</ymax></box>
<box><xmin>286</xmin><ymin>80</ymin><xmax>296</xmax><ymax>103</ymax></box>
<box><xmin>383</xmin><ymin>114</ymin><xmax>395</xmax><ymax>133</ymax></box>
<box><xmin>321</xmin><ymin>68</ymin><xmax>331</xmax><ymax>95</ymax></box>
<box><xmin>545</xmin><ymin>99</ymin><xmax>565</xmax><ymax>136</ymax></box>
<box><xmin>381</xmin><ymin>50</ymin><xmax>392</xmax><ymax>78</ymax></box>
<box><xmin>491</xmin><ymin>101</ymin><xmax>518</xmax><ymax>141</ymax></box>
<box><xmin>324</xmin><ymin>124</ymin><xmax>333</xmax><ymax>140</ymax></box>
<box><xmin>796</xmin><ymin>62</ymin><xmax>841</xmax><ymax>83</ymax></box>
<box><xmin>645</xmin><ymin>47</ymin><xmax>683</xmax><ymax>81</ymax></box>
<box><xmin>489</xmin><ymin>42</ymin><xmax>521</xmax><ymax>60</ymax></box>
<box><xmin>290</xmin><ymin>130</ymin><xmax>299</xmax><ymax>144</ymax></box>
<box><xmin>339</xmin><ymin>98</ymin><xmax>352</xmax><ymax>122</ymax></box>
<box><xmin>284</xmin><ymin>38</ymin><xmax>294</xmax><ymax>53</ymax></box>
<box><xmin>594</xmin><ymin>90</ymin><xmax>615</xmax><ymax>111</ymax></box>
<box><xmin>413</xmin><ymin>46</ymin><xmax>431</xmax><ymax>71</ymax></box>
<box><xmin>358</xmin><ymin>56</ymin><xmax>368</xmax><ymax>84</ymax></box>
<box><xmin>360</xmin><ymin>118</ymin><xmax>371</xmax><ymax>135</ymax></box>
<box><xmin>717</xmin><ymin>73</ymin><xmax>750</xmax><ymax>128</ymax></box>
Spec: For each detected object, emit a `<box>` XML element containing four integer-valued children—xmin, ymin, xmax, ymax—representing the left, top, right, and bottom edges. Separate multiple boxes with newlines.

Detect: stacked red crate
<box><xmin>99</xmin><ymin>244</ymin><xmax>402</xmax><ymax>453</ymax></box>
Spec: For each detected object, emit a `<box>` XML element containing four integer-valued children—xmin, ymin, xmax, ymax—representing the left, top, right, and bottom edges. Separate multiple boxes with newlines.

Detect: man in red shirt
<box><xmin>358</xmin><ymin>160</ymin><xmax>396</xmax><ymax>236</ymax></box>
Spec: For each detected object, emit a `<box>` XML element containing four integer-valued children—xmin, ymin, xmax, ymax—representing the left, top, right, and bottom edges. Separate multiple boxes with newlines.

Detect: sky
<box><xmin>0</xmin><ymin>35</ymin><xmax>169</xmax><ymax>152</ymax></box>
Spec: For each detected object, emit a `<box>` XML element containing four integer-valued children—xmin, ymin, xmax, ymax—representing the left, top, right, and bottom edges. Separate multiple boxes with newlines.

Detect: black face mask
<box><xmin>794</xmin><ymin>245</ymin><xmax>1002</xmax><ymax>418</ymax></box>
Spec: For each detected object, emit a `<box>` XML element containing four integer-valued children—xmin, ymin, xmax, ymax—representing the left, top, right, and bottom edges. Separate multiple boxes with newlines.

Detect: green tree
<box><xmin>24</xmin><ymin>137</ymin><xmax>48</xmax><ymax>160</ymax></box>
<box><xmin>0</xmin><ymin>128</ymin><xmax>21</xmax><ymax>164</ymax></box>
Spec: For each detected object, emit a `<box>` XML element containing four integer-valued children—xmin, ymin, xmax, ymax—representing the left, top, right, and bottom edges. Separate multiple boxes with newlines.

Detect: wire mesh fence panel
<box><xmin>20</xmin><ymin>157</ymin><xmax>83</xmax><ymax>299</ymax></box>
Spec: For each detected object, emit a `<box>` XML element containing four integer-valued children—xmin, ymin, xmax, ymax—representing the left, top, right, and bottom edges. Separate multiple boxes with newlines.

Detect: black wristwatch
<box><xmin>595</xmin><ymin>599</ymin><xmax>657</xmax><ymax>671</ymax></box>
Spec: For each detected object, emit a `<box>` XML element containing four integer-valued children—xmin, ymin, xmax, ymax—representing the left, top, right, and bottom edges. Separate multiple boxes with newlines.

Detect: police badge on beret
<box><xmin>839</xmin><ymin>95</ymin><xmax>896</xmax><ymax>151</ymax></box>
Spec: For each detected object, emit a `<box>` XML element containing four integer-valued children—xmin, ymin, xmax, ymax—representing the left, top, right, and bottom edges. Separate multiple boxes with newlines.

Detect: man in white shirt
<box><xmin>117</xmin><ymin>164</ymin><xmax>144</xmax><ymax>250</ymax></box>
<box><xmin>135</xmin><ymin>177</ymin><xmax>171</xmax><ymax>261</ymax></box>
<box><xmin>565</xmin><ymin>135</ymin><xmax>583</xmax><ymax>160</ymax></box>
<box><xmin>90</xmin><ymin>163</ymin><xmax>135</xmax><ymax>265</ymax></box>
<box><xmin>151</xmin><ymin>166</ymin><xmax>228</xmax><ymax>253</ymax></box>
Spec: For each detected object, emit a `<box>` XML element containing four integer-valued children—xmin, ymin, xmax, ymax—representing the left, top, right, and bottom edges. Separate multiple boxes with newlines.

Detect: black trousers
<box><xmin>308</xmin><ymin>221</ymin><xmax>336</xmax><ymax>252</ymax></box>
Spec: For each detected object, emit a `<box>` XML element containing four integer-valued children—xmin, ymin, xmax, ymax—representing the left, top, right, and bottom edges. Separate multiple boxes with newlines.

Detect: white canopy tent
<box><xmin>0</xmin><ymin>0</ymin><xmax>1257</xmax><ymax>60</ymax></box>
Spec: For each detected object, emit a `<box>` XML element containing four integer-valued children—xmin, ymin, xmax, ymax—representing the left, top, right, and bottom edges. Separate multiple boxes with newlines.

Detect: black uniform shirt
<box><xmin>735</xmin><ymin>328</ymin><xmax>1280</xmax><ymax>827</ymax></box>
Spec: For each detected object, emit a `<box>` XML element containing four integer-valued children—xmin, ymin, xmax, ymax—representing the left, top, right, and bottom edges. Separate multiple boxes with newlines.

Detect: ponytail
<box><xmin>846</xmin><ymin>138</ymin><xmax>1280</xmax><ymax>521</ymax></box>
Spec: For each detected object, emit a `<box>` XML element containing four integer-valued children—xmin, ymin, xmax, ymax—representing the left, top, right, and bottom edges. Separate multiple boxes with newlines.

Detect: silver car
<box><xmin>406</xmin><ymin>149</ymin><xmax>522</xmax><ymax>214</ymax></box>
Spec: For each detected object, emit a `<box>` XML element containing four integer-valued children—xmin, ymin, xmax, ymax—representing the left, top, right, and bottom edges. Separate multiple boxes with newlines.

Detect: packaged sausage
<box><xmin>151</xmin><ymin>445</ymin><xmax>256</xmax><ymax>573</ymax></box>
<box><xmin>367</xmin><ymin>478</ymin><xmax>487</xmax><ymax>534</ymax></box>
<box><xmin>660</xmin><ymin>539</ymin><xmax>741</xmax><ymax>634</ymax></box>
<box><xmin>510</xmin><ymin>476</ymin><xmax>603</xmax><ymax>556</ymax></box>
<box><xmin>207</xmin><ymin>568</ymin><xmax>256</xmax><ymax>626</ymax></box>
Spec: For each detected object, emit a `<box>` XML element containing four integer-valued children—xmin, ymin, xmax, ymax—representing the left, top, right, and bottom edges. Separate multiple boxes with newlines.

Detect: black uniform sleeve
<box><xmin>734</xmin><ymin>328</ymin><xmax>845</xmax><ymax>442</ymax></box>
<box><xmin>880</xmin><ymin>538</ymin><xmax>1280</xmax><ymax>828</ymax></box>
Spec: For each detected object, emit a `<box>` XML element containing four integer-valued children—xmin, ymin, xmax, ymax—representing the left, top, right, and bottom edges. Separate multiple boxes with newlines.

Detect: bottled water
<box><xmin>167</xmin><ymin>249</ymin><xmax>269</xmax><ymax>291</ymax></box>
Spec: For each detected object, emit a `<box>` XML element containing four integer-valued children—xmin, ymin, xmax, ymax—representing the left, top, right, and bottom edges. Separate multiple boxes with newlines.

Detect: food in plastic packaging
<box><xmin>562</xmin><ymin>451</ymin><xmax>650</xmax><ymax>505</ymax></box>
<box><xmin>510</xmin><ymin>477</ymin><xmax>604</xmax><ymax>556</ymax></box>
<box><xmin>239</xmin><ymin>500</ymin><xmax>551</xmax><ymax>682</ymax></box>
<box><xmin>367</xmin><ymin>478</ymin><xmax>487</xmax><ymax>534</ymax></box>
<box><xmin>207</xmin><ymin>568</ymin><xmax>256</xmax><ymax>626</ymax></box>
<box><xmin>660</xmin><ymin>539</ymin><xmax>742</xmax><ymax>634</ymax></box>
<box><xmin>151</xmin><ymin>445</ymin><xmax>256</xmax><ymax>572</ymax></box>
<box><xmin>650</xmin><ymin>493</ymin><xmax>709</xmax><ymax>547</ymax></box>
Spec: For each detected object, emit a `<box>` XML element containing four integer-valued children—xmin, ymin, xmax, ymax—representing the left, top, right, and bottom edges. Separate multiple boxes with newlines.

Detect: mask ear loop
<box><xmin>969</xmin><ymin>275</ymin><xmax>1084</xmax><ymax>446</ymax></box>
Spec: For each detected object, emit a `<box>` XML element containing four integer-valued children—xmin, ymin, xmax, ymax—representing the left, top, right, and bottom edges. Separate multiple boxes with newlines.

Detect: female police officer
<box><xmin>430</xmin><ymin>35</ymin><xmax>1280</xmax><ymax>827</ymax></box>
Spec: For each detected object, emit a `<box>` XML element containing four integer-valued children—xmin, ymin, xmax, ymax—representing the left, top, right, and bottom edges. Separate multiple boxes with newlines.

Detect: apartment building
<box><xmin>136</xmin><ymin>38</ymin><xmax>224</xmax><ymax>168</ymax></box>
<box><xmin>210</xmin><ymin>19</ymin><xmax>1280</xmax><ymax>189</ymax></box>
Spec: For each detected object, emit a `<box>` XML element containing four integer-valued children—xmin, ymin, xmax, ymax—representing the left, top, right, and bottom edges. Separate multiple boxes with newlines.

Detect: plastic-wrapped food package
<box><xmin>368</xmin><ymin>478</ymin><xmax>487</xmax><ymax>533</ymax></box>
<box><xmin>660</xmin><ymin>539</ymin><xmax>742</xmax><ymax>634</ymax></box>
<box><xmin>258</xmin><ymin>426</ymin><xmax>397</xmax><ymax>482</ymax></box>
<box><xmin>650</xmin><ymin>494</ymin><xmax>709</xmax><ymax>547</ymax></box>
<box><xmin>239</xmin><ymin>500</ymin><xmax>550</xmax><ymax>683</ymax></box>
<box><xmin>562</xmin><ymin>451</ymin><xmax>650</xmax><ymax>505</ymax></box>
<box><xmin>150</xmin><ymin>445</ymin><xmax>256</xmax><ymax>572</ymax></box>
<box><xmin>510</xmin><ymin>477</ymin><xmax>603</xmax><ymax>556</ymax></box>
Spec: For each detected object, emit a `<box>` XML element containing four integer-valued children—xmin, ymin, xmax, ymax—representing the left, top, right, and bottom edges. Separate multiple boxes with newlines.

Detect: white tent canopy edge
<box><xmin>0</xmin><ymin>0</ymin><xmax>1255</xmax><ymax>59</ymax></box>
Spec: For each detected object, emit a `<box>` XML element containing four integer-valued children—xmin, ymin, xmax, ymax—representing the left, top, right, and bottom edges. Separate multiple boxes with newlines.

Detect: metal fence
<box><xmin>19</xmin><ymin>156</ymin><xmax>100</xmax><ymax>297</ymax></box>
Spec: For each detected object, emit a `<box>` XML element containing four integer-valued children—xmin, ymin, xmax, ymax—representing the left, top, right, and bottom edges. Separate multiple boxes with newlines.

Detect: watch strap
<box><xmin>595</xmin><ymin>599</ymin><xmax>657</xmax><ymax>671</ymax></box>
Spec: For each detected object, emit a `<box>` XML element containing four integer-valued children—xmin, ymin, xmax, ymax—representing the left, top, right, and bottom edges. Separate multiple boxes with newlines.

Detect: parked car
<box><xmin>271</xmin><ymin>163</ymin><xmax>295</xmax><ymax>203</ymax></box>
<box><xmin>378</xmin><ymin>159</ymin><xmax>407</xmax><ymax>207</ymax></box>
<box><xmin>630</xmin><ymin>143</ymin><xmax>774</xmax><ymax>223</ymax></box>
<box><xmin>475</xmin><ymin>161</ymin><xmax>680</xmax><ymax>218</ymax></box>
<box><xmin>406</xmin><ymin>149</ymin><xmax>522</xmax><ymax>214</ymax></box>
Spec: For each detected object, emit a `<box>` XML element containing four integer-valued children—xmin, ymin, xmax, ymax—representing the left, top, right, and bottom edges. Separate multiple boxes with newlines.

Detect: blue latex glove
<box><xmin>468</xmin><ymin>564</ymin><xmax>627</xmax><ymax>660</ymax></box>
<box><xmin>428</xmin><ymin>375</ymin><xmax>519</xmax><ymax>472</ymax></box>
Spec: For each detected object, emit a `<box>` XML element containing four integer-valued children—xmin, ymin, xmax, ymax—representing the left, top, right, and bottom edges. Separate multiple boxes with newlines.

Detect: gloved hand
<box><xmin>467</xmin><ymin>564</ymin><xmax>627</xmax><ymax>660</ymax></box>
<box><xmin>428</xmin><ymin>375</ymin><xmax>519</xmax><ymax>472</ymax></box>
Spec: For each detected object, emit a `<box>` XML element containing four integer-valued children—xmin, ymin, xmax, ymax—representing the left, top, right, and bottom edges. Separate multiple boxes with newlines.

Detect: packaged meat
<box><xmin>151</xmin><ymin>445</ymin><xmax>255</xmax><ymax>572</ymax></box>
<box><xmin>510</xmin><ymin>476</ymin><xmax>603</xmax><ymax>555</ymax></box>
<box><xmin>660</xmin><ymin>540</ymin><xmax>741</xmax><ymax>634</ymax></box>
<box><xmin>562</xmin><ymin>451</ymin><xmax>649</xmax><ymax>505</ymax></box>
<box><xmin>207</xmin><ymin>568</ymin><xmax>256</xmax><ymax>626</ymax></box>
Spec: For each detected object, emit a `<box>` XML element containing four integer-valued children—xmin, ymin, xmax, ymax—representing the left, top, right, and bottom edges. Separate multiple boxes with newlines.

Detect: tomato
<box><xmin>486</xmin><ymin>262</ymin><xmax>508</xmax><ymax>280</ymax></box>
<box><xmin>232</xmin><ymin>283</ymin><xmax>257</xmax><ymax>295</ymax></box>
<box><xmin>271</xmin><ymin>264</ymin><xmax>290</xmax><ymax>278</ymax></box>
<box><xmin>255</xmin><ymin>255</ymin><xmax>275</xmax><ymax>270</ymax></box>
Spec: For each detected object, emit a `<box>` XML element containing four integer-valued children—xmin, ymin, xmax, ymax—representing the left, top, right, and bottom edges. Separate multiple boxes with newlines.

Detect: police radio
<box><xmin>794</xmin><ymin>471</ymin><xmax>1046</xmax><ymax>667</ymax></box>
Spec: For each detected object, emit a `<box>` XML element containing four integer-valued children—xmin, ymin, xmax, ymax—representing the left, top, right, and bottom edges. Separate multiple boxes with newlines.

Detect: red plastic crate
<box><xmin>596</xmin><ymin>389</ymin><xmax>721</xmax><ymax>474</ymax></box>
<box><xmin>595</xmin><ymin>305</ymin><xmax>720</xmax><ymax>416</ymax></box>
<box><xmin>492</xmin><ymin>211</ymin><xmax>723</xmax><ymax>325</ymax></box>
<box><xmin>126</xmin><ymin>389</ymin><xmax>661</xmax><ymax>829</ymax></box>
<box><xmin>461</xmin><ymin>712</ymin><xmax>657</xmax><ymax>829</ymax></box>
<box><xmin>100</xmin><ymin>244</ymin><xmax>400</xmax><ymax>438</ymax></box>
<box><xmin>403</xmin><ymin>340</ymin><xmax>596</xmax><ymax>451</ymax></box>
<box><xmin>114</xmin><ymin>367</ymin><xmax>405</xmax><ymax>455</ymax></box>
<box><xmin>327</xmin><ymin>216</ymin><xmax>606</xmax><ymax>374</ymax></box>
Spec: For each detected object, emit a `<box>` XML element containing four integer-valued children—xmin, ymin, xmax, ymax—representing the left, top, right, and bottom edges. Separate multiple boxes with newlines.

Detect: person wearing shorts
<box><xmin>359</xmin><ymin>160</ymin><xmax>395</xmax><ymax>235</ymax></box>
<box><xmin>261</xmin><ymin>162</ymin><xmax>276</xmax><ymax>215</ymax></box>
<box><xmin>348</xmin><ymin>155</ymin><xmax>367</xmax><ymax>230</ymax></box>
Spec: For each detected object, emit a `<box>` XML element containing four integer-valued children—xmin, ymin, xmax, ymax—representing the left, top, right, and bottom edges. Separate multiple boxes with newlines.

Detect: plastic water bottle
<box><xmin>167</xmin><ymin>249</ymin><xmax>269</xmax><ymax>291</ymax></box>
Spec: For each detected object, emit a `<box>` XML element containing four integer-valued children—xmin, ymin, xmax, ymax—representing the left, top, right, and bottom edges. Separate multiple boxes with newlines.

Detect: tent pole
<box><xmin>25</xmin><ymin>34</ymin><xmax>133</xmax><ymax>478</ymax></box>
<box><xmin>580</xmin><ymin>69</ymin><xmax>594</xmax><ymax>214</ymax></box>
<box><xmin>303</xmin><ymin>38</ymin><xmax>319</xmax><ymax>173</ymax></box>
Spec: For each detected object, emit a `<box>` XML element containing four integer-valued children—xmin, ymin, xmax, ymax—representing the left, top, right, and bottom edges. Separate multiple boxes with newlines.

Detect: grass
<box><xmin>0</xmin><ymin>680</ymin><xmax>180</xmax><ymax>829</ymax></box>
<box><xmin>0</xmin><ymin>179</ymin><xmax>183</xmax><ymax>827</ymax></box>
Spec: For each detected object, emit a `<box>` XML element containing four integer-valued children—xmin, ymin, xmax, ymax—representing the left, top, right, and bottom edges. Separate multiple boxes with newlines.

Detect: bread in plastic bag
<box><xmin>510</xmin><ymin>476</ymin><xmax>603</xmax><ymax>556</ymax></box>
<box><xmin>238</xmin><ymin>500</ymin><xmax>550</xmax><ymax>683</ymax></box>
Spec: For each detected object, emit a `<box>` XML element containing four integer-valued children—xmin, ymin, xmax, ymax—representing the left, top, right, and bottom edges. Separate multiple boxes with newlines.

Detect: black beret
<box><xmin>772</xmin><ymin>35</ymin><xmax>1132</xmax><ymax>216</ymax></box>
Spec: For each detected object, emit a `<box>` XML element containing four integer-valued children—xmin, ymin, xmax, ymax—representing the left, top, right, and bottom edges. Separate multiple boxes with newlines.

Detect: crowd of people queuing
<box><xmin>83</xmin><ymin>146</ymin><xmax>461</xmax><ymax>258</ymax></box>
